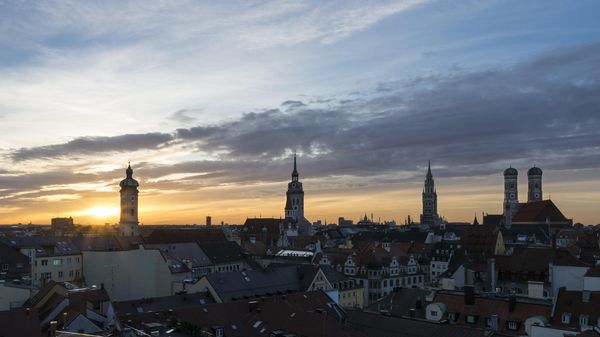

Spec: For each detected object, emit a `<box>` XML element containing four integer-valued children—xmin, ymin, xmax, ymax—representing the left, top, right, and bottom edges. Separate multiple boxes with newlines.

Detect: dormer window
<box><xmin>466</xmin><ymin>314</ymin><xmax>479</xmax><ymax>325</ymax></box>
<box><xmin>562</xmin><ymin>312</ymin><xmax>571</xmax><ymax>324</ymax></box>
<box><xmin>448</xmin><ymin>312</ymin><xmax>459</xmax><ymax>322</ymax></box>
<box><xmin>579</xmin><ymin>314</ymin><xmax>589</xmax><ymax>327</ymax></box>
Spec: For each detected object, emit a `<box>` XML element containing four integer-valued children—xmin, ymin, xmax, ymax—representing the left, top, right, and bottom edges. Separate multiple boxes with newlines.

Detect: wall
<box><xmin>0</xmin><ymin>284</ymin><xmax>31</xmax><ymax>310</ymax></box>
<box><xmin>583</xmin><ymin>276</ymin><xmax>600</xmax><ymax>291</ymax></box>
<box><xmin>550</xmin><ymin>264</ymin><xmax>589</xmax><ymax>296</ymax></box>
<box><xmin>82</xmin><ymin>247</ymin><xmax>182</xmax><ymax>301</ymax></box>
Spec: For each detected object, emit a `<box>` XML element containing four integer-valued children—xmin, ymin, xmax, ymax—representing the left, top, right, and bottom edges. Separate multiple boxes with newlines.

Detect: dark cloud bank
<box><xmin>4</xmin><ymin>42</ymin><xmax>600</xmax><ymax>193</ymax></box>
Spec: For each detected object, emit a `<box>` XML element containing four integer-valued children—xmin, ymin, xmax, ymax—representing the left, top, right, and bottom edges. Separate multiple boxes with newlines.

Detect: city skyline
<box><xmin>1</xmin><ymin>1</ymin><xmax>600</xmax><ymax>225</ymax></box>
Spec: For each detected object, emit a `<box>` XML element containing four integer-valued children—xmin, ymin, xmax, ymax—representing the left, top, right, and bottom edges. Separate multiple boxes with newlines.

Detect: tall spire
<box><xmin>292</xmin><ymin>153</ymin><xmax>299</xmax><ymax>181</ymax></box>
<box><xmin>426</xmin><ymin>160</ymin><xmax>432</xmax><ymax>178</ymax></box>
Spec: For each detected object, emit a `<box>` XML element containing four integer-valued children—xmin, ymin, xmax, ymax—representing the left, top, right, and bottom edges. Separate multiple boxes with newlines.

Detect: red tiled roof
<box><xmin>511</xmin><ymin>200</ymin><xmax>569</xmax><ymax>223</ymax></box>
<box><xmin>0</xmin><ymin>309</ymin><xmax>42</xmax><ymax>337</ymax></box>
<box><xmin>433</xmin><ymin>292</ymin><xmax>550</xmax><ymax>334</ymax></box>
<box><xmin>551</xmin><ymin>289</ymin><xmax>600</xmax><ymax>330</ymax></box>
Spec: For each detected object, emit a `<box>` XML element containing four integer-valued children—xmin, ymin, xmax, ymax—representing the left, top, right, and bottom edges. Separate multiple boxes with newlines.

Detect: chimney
<box><xmin>508</xmin><ymin>294</ymin><xmax>516</xmax><ymax>312</ymax></box>
<box><xmin>415</xmin><ymin>297</ymin><xmax>422</xmax><ymax>310</ymax></box>
<box><xmin>464</xmin><ymin>286</ymin><xmax>475</xmax><ymax>305</ymax></box>
<box><xmin>49</xmin><ymin>321</ymin><xmax>58</xmax><ymax>337</ymax></box>
<box><xmin>248</xmin><ymin>300</ymin><xmax>260</xmax><ymax>312</ymax></box>
<box><xmin>488</xmin><ymin>258</ymin><xmax>497</xmax><ymax>292</ymax></box>
<box><xmin>490</xmin><ymin>314</ymin><xmax>499</xmax><ymax>331</ymax></box>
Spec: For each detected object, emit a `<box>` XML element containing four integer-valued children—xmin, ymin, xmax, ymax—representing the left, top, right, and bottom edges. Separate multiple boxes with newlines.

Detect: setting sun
<box><xmin>80</xmin><ymin>207</ymin><xmax>120</xmax><ymax>218</ymax></box>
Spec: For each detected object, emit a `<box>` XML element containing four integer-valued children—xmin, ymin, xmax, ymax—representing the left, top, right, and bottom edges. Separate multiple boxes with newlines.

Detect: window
<box><xmin>561</xmin><ymin>312</ymin><xmax>571</xmax><ymax>324</ymax></box>
<box><xmin>58</xmin><ymin>271</ymin><xmax>64</xmax><ymax>278</ymax></box>
<box><xmin>41</xmin><ymin>259</ymin><xmax>48</xmax><ymax>266</ymax></box>
<box><xmin>53</xmin><ymin>259</ymin><xmax>61</xmax><ymax>266</ymax></box>
<box><xmin>76</xmin><ymin>257</ymin><xmax>80</xmax><ymax>263</ymax></box>
<box><xmin>466</xmin><ymin>315</ymin><xmax>478</xmax><ymax>324</ymax></box>
<box><xmin>507</xmin><ymin>321</ymin><xmax>519</xmax><ymax>331</ymax></box>
<box><xmin>66</xmin><ymin>257</ymin><xmax>72</xmax><ymax>264</ymax></box>
<box><xmin>1</xmin><ymin>264</ymin><xmax>8</xmax><ymax>271</ymax></box>
<box><xmin>75</xmin><ymin>271</ymin><xmax>80</xmax><ymax>278</ymax></box>
<box><xmin>69</xmin><ymin>270</ymin><xmax>74</xmax><ymax>277</ymax></box>
<box><xmin>430</xmin><ymin>311</ymin><xmax>438</xmax><ymax>317</ymax></box>
<box><xmin>580</xmin><ymin>315</ymin><xmax>589</xmax><ymax>327</ymax></box>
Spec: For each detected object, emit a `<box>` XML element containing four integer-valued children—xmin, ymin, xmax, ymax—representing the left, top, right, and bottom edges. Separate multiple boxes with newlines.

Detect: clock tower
<box><xmin>285</xmin><ymin>154</ymin><xmax>304</xmax><ymax>222</ymax></box>
<box><xmin>420</xmin><ymin>161</ymin><xmax>440</xmax><ymax>226</ymax></box>
<box><xmin>119</xmin><ymin>163</ymin><xmax>140</xmax><ymax>237</ymax></box>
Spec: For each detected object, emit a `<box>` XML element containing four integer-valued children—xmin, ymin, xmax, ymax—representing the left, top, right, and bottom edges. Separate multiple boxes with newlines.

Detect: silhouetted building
<box><xmin>119</xmin><ymin>163</ymin><xmax>140</xmax><ymax>236</ymax></box>
<box><xmin>420</xmin><ymin>161</ymin><xmax>441</xmax><ymax>226</ymax></box>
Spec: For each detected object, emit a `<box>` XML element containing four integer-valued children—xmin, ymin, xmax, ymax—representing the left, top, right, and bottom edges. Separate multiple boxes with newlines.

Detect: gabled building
<box><xmin>0</xmin><ymin>241</ymin><xmax>30</xmax><ymax>282</ymax></box>
<box><xmin>195</xmin><ymin>266</ymin><xmax>302</xmax><ymax>303</ymax></box>
<box><xmin>25</xmin><ymin>282</ymin><xmax>115</xmax><ymax>335</ymax></box>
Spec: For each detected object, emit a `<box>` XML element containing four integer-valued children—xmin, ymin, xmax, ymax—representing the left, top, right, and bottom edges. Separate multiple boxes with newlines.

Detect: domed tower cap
<box><xmin>120</xmin><ymin>163</ymin><xmax>139</xmax><ymax>187</ymax></box>
<box><xmin>504</xmin><ymin>167</ymin><xmax>518</xmax><ymax>176</ymax></box>
<box><xmin>528</xmin><ymin>166</ymin><xmax>543</xmax><ymax>176</ymax></box>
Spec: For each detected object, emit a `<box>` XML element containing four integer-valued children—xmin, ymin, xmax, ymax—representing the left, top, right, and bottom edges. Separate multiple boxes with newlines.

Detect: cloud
<box><xmin>281</xmin><ymin>100</ymin><xmax>307</xmax><ymax>110</ymax></box>
<box><xmin>3</xmin><ymin>42</ymin><xmax>600</xmax><ymax>212</ymax></box>
<box><xmin>168</xmin><ymin>109</ymin><xmax>198</xmax><ymax>124</ymax></box>
<box><xmin>166</xmin><ymin>42</ymin><xmax>600</xmax><ymax>179</ymax></box>
<box><xmin>11</xmin><ymin>133</ymin><xmax>174</xmax><ymax>161</ymax></box>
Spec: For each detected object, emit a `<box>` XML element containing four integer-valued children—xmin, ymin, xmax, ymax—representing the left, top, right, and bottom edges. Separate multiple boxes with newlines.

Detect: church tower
<box><xmin>119</xmin><ymin>163</ymin><xmax>140</xmax><ymax>237</ymax></box>
<box><xmin>503</xmin><ymin>167</ymin><xmax>519</xmax><ymax>227</ymax></box>
<box><xmin>527</xmin><ymin>166</ymin><xmax>543</xmax><ymax>202</ymax></box>
<box><xmin>285</xmin><ymin>154</ymin><xmax>304</xmax><ymax>222</ymax></box>
<box><xmin>420</xmin><ymin>161</ymin><xmax>439</xmax><ymax>225</ymax></box>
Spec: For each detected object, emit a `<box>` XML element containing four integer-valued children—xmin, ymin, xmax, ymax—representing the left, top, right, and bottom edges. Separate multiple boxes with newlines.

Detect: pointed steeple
<box><xmin>291</xmin><ymin>153</ymin><xmax>299</xmax><ymax>181</ymax></box>
<box><xmin>426</xmin><ymin>160</ymin><xmax>432</xmax><ymax>179</ymax></box>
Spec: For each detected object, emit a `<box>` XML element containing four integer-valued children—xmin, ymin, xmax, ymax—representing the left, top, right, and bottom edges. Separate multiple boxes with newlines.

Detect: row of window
<box><xmin>216</xmin><ymin>264</ymin><xmax>240</xmax><ymax>272</ymax></box>
<box><xmin>36</xmin><ymin>256</ymin><xmax>80</xmax><ymax>266</ymax></box>
<box><xmin>36</xmin><ymin>270</ymin><xmax>80</xmax><ymax>280</ymax></box>
<box><xmin>561</xmin><ymin>312</ymin><xmax>599</xmax><ymax>327</ymax></box>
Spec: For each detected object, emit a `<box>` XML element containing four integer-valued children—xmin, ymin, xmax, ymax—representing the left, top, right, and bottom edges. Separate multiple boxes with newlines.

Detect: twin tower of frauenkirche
<box><xmin>503</xmin><ymin>166</ymin><xmax>543</xmax><ymax>225</ymax></box>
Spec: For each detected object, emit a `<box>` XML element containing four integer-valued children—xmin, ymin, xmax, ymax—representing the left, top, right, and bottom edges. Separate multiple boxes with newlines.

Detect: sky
<box><xmin>1</xmin><ymin>0</ymin><xmax>600</xmax><ymax>225</ymax></box>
